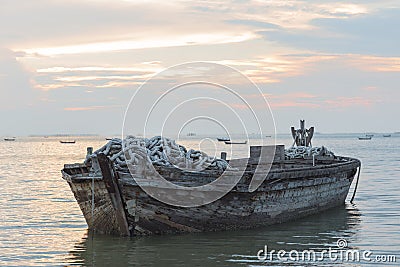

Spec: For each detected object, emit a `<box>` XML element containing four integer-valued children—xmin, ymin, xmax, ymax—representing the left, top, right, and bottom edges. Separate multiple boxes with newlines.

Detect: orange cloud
<box><xmin>265</xmin><ymin>92</ymin><xmax>317</xmax><ymax>99</ymax></box>
<box><xmin>34</xmin><ymin>83</ymin><xmax>67</xmax><ymax>91</ymax></box>
<box><xmin>324</xmin><ymin>97</ymin><xmax>377</xmax><ymax>108</ymax></box>
<box><xmin>347</xmin><ymin>55</ymin><xmax>400</xmax><ymax>72</ymax></box>
<box><xmin>258</xmin><ymin>92</ymin><xmax>319</xmax><ymax>108</ymax></box>
<box><xmin>216</xmin><ymin>54</ymin><xmax>338</xmax><ymax>84</ymax></box>
<box><xmin>362</xmin><ymin>86</ymin><xmax>379</xmax><ymax>92</ymax></box>
<box><xmin>64</xmin><ymin>105</ymin><xmax>120</xmax><ymax>111</ymax></box>
<box><xmin>270</xmin><ymin>101</ymin><xmax>320</xmax><ymax>108</ymax></box>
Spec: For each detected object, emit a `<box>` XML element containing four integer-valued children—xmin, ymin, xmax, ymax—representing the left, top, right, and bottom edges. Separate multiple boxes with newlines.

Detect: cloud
<box><xmin>1</xmin><ymin>0</ymin><xmax>399</xmax><ymax>135</ymax></box>
<box><xmin>264</xmin><ymin>91</ymin><xmax>320</xmax><ymax>109</ymax></box>
<box><xmin>266</xmin><ymin>95</ymin><xmax>379</xmax><ymax>109</ymax></box>
<box><xmin>259</xmin><ymin>8</ymin><xmax>400</xmax><ymax>56</ymax></box>
<box><xmin>36</xmin><ymin>66</ymin><xmax>162</xmax><ymax>73</ymax></box>
<box><xmin>219</xmin><ymin>0</ymin><xmax>373</xmax><ymax>31</ymax></box>
<box><xmin>0</xmin><ymin>48</ymin><xmax>36</xmax><ymax>109</ymax></box>
<box><xmin>30</xmin><ymin>53</ymin><xmax>400</xmax><ymax>93</ymax></box>
<box><xmin>64</xmin><ymin>105</ymin><xmax>120</xmax><ymax>111</ymax></box>
<box><xmin>346</xmin><ymin>55</ymin><xmax>400</xmax><ymax>72</ymax></box>
<box><xmin>270</xmin><ymin>101</ymin><xmax>320</xmax><ymax>108</ymax></box>
<box><xmin>214</xmin><ymin>54</ymin><xmax>338</xmax><ymax>84</ymax></box>
<box><xmin>33</xmin><ymin>63</ymin><xmax>163</xmax><ymax>91</ymax></box>
<box><xmin>1</xmin><ymin>0</ymin><xmax>176</xmax><ymax>47</ymax></box>
<box><xmin>323</xmin><ymin>96</ymin><xmax>379</xmax><ymax>108</ymax></box>
<box><xmin>1</xmin><ymin>0</ymin><xmax>255</xmax><ymax>56</ymax></box>
<box><xmin>267</xmin><ymin>92</ymin><xmax>317</xmax><ymax>99</ymax></box>
<box><xmin>4</xmin><ymin>0</ymin><xmax>399</xmax><ymax>58</ymax></box>
<box><xmin>23</xmin><ymin>32</ymin><xmax>257</xmax><ymax>56</ymax></box>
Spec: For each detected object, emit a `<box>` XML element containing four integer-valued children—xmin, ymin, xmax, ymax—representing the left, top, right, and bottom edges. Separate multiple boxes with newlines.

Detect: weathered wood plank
<box><xmin>97</xmin><ymin>153</ymin><xmax>131</xmax><ymax>236</ymax></box>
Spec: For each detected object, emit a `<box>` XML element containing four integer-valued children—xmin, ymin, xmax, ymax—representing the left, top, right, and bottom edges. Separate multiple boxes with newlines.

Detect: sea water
<box><xmin>0</xmin><ymin>135</ymin><xmax>399</xmax><ymax>266</ymax></box>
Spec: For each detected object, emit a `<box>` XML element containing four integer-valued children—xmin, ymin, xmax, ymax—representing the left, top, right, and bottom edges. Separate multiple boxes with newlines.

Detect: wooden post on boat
<box><xmin>291</xmin><ymin>120</ymin><xmax>314</xmax><ymax>147</ymax></box>
<box><xmin>86</xmin><ymin>147</ymin><xmax>93</xmax><ymax>157</ymax></box>
<box><xmin>97</xmin><ymin>153</ymin><xmax>131</xmax><ymax>236</ymax></box>
<box><xmin>221</xmin><ymin>152</ymin><xmax>227</xmax><ymax>161</ymax></box>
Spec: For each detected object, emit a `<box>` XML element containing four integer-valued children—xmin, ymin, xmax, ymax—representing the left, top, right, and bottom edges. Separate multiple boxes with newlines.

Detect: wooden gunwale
<box><xmin>62</xmin><ymin>157</ymin><xmax>360</xmax><ymax>184</ymax></box>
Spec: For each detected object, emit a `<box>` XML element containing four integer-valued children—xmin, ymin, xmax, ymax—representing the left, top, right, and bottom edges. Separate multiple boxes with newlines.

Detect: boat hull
<box><xmin>62</xmin><ymin>158</ymin><xmax>359</xmax><ymax>236</ymax></box>
<box><xmin>121</xmin><ymin>176</ymin><xmax>354</xmax><ymax>235</ymax></box>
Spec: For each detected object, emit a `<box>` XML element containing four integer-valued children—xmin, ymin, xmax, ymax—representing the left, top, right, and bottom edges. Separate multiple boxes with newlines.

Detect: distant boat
<box><xmin>217</xmin><ymin>137</ymin><xmax>230</xmax><ymax>142</ymax></box>
<box><xmin>265</xmin><ymin>135</ymin><xmax>272</xmax><ymax>138</ymax></box>
<box><xmin>366</xmin><ymin>134</ymin><xmax>374</xmax><ymax>138</ymax></box>
<box><xmin>60</xmin><ymin>140</ymin><xmax>76</xmax><ymax>144</ymax></box>
<box><xmin>358</xmin><ymin>137</ymin><xmax>372</xmax><ymax>140</ymax></box>
<box><xmin>4</xmin><ymin>138</ymin><xmax>15</xmax><ymax>141</ymax></box>
<box><xmin>224</xmin><ymin>140</ymin><xmax>247</xmax><ymax>144</ymax></box>
<box><xmin>383</xmin><ymin>134</ymin><xmax>392</xmax><ymax>137</ymax></box>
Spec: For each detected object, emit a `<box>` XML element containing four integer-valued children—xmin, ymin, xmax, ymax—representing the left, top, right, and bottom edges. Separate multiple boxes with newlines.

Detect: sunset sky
<box><xmin>0</xmin><ymin>0</ymin><xmax>399</xmax><ymax>135</ymax></box>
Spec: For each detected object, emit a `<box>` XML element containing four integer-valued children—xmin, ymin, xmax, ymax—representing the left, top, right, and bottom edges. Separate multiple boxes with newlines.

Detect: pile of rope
<box><xmin>285</xmin><ymin>146</ymin><xmax>335</xmax><ymax>160</ymax></box>
<box><xmin>86</xmin><ymin>136</ymin><xmax>230</xmax><ymax>174</ymax></box>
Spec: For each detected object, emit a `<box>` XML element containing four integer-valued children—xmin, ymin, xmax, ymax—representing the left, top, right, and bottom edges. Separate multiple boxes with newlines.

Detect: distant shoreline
<box><xmin>1</xmin><ymin>132</ymin><xmax>398</xmax><ymax>138</ymax></box>
<box><xmin>27</xmin><ymin>134</ymin><xmax>100</xmax><ymax>137</ymax></box>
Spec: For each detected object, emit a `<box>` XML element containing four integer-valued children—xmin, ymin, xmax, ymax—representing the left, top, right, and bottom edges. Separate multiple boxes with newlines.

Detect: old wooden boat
<box><xmin>61</xmin><ymin>121</ymin><xmax>361</xmax><ymax>236</ymax></box>
<box><xmin>224</xmin><ymin>140</ymin><xmax>247</xmax><ymax>144</ymax></box>
<box><xmin>60</xmin><ymin>140</ymin><xmax>76</xmax><ymax>144</ymax></box>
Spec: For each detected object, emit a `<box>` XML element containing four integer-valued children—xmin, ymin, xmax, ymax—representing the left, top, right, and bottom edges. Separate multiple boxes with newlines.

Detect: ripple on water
<box><xmin>0</xmin><ymin>136</ymin><xmax>399</xmax><ymax>266</ymax></box>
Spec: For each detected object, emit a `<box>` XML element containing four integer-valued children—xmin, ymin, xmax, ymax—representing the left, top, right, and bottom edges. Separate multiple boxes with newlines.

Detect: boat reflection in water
<box><xmin>68</xmin><ymin>204</ymin><xmax>361</xmax><ymax>266</ymax></box>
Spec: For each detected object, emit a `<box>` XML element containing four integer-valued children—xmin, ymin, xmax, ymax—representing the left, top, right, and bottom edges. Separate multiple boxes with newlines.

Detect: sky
<box><xmin>0</xmin><ymin>0</ymin><xmax>399</xmax><ymax>136</ymax></box>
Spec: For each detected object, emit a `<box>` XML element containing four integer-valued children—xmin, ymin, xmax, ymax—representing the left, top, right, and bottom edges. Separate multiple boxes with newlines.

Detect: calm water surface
<box><xmin>0</xmin><ymin>135</ymin><xmax>399</xmax><ymax>266</ymax></box>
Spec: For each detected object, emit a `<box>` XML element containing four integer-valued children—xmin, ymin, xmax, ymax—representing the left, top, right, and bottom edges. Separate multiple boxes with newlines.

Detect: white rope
<box><xmin>285</xmin><ymin>146</ymin><xmax>335</xmax><ymax>160</ymax></box>
<box><xmin>86</xmin><ymin>136</ymin><xmax>230</xmax><ymax>174</ymax></box>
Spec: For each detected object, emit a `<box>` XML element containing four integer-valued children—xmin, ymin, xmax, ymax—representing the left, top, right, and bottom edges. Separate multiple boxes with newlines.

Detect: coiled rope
<box><xmin>284</xmin><ymin>146</ymin><xmax>335</xmax><ymax>160</ymax></box>
<box><xmin>85</xmin><ymin>136</ymin><xmax>230</xmax><ymax>175</ymax></box>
